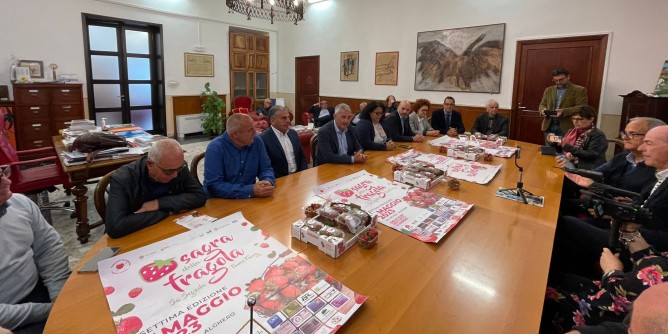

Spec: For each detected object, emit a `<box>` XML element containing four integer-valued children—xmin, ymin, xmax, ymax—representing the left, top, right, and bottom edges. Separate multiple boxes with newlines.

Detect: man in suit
<box><xmin>430</xmin><ymin>96</ymin><xmax>465</xmax><ymax>136</ymax></box>
<box><xmin>470</xmin><ymin>99</ymin><xmax>509</xmax><ymax>136</ymax></box>
<box><xmin>539</xmin><ymin>67</ymin><xmax>588</xmax><ymax>141</ymax></box>
<box><xmin>308</xmin><ymin>100</ymin><xmax>335</xmax><ymax>127</ymax></box>
<box><xmin>256</xmin><ymin>98</ymin><xmax>272</xmax><ymax>118</ymax></box>
<box><xmin>315</xmin><ymin>103</ymin><xmax>367</xmax><ymax>166</ymax></box>
<box><xmin>382</xmin><ymin>100</ymin><xmax>425</xmax><ymax>142</ymax></box>
<box><xmin>260</xmin><ymin>106</ymin><xmax>308</xmax><ymax>178</ymax></box>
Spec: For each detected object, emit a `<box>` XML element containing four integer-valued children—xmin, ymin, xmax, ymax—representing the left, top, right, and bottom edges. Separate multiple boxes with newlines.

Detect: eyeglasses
<box><xmin>0</xmin><ymin>165</ymin><xmax>10</xmax><ymax>179</ymax></box>
<box><xmin>150</xmin><ymin>160</ymin><xmax>185</xmax><ymax>176</ymax></box>
<box><xmin>553</xmin><ymin>76</ymin><xmax>568</xmax><ymax>83</ymax></box>
<box><xmin>372</xmin><ymin>111</ymin><xmax>383</xmax><ymax>115</ymax></box>
<box><xmin>571</xmin><ymin>117</ymin><xmax>586</xmax><ymax>122</ymax></box>
<box><xmin>620</xmin><ymin>131</ymin><xmax>646</xmax><ymax>139</ymax></box>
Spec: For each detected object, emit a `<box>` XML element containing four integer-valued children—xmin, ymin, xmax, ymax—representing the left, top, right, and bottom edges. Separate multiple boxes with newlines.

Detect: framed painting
<box><xmin>340</xmin><ymin>51</ymin><xmax>359</xmax><ymax>81</ymax></box>
<box><xmin>415</xmin><ymin>23</ymin><xmax>505</xmax><ymax>93</ymax></box>
<box><xmin>375</xmin><ymin>51</ymin><xmax>399</xmax><ymax>86</ymax></box>
<box><xmin>184</xmin><ymin>53</ymin><xmax>214</xmax><ymax>77</ymax></box>
<box><xmin>18</xmin><ymin>60</ymin><xmax>44</xmax><ymax>78</ymax></box>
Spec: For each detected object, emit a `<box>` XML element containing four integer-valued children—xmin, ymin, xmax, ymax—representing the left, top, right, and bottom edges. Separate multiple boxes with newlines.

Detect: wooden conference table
<box><xmin>45</xmin><ymin>139</ymin><xmax>564</xmax><ymax>333</ymax></box>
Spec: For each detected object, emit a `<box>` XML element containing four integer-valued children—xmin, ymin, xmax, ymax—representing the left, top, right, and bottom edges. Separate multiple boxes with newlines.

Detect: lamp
<box><xmin>226</xmin><ymin>0</ymin><xmax>306</xmax><ymax>25</ymax></box>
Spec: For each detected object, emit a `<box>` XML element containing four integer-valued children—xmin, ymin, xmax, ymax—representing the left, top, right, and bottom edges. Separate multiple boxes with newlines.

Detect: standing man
<box><xmin>315</xmin><ymin>103</ymin><xmax>367</xmax><ymax>166</ymax></box>
<box><xmin>204</xmin><ymin>113</ymin><xmax>276</xmax><ymax>199</ymax></box>
<box><xmin>256</xmin><ymin>98</ymin><xmax>272</xmax><ymax>118</ymax></box>
<box><xmin>431</xmin><ymin>96</ymin><xmax>465</xmax><ymax>136</ymax></box>
<box><xmin>539</xmin><ymin>67</ymin><xmax>588</xmax><ymax>142</ymax></box>
<box><xmin>105</xmin><ymin>139</ymin><xmax>207</xmax><ymax>238</ymax></box>
<box><xmin>260</xmin><ymin>106</ymin><xmax>309</xmax><ymax>178</ymax></box>
<box><xmin>470</xmin><ymin>99</ymin><xmax>509</xmax><ymax>136</ymax></box>
<box><xmin>383</xmin><ymin>100</ymin><xmax>425</xmax><ymax>143</ymax></box>
<box><xmin>309</xmin><ymin>100</ymin><xmax>335</xmax><ymax>127</ymax></box>
<box><xmin>0</xmin><ymin>165</ymin><xmax>71</xmax><ymax>332</ymax></box>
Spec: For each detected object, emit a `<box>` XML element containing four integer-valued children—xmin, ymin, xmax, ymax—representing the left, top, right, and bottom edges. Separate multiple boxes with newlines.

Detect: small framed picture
<box><xmin>18</xmin><ymin>60</ymin><xmax>44</xmax><ymax>79</ymax></box>
<box><xmin>375</xmin><ymin>52</ymin><xmax>399</xmax><ymax>85</ymax></box>
<box><xmin>184</xmin><ymin>53</ymin><xmax>214</xmax><ymax>77</ymax></box>
<box><xmin>340</xmin><ymin>51</ymin><xmax>359</xmax><ymax>81</ymax></box>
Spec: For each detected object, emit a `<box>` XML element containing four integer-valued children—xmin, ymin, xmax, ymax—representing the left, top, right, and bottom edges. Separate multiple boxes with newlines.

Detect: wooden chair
<box><xmin>309</xmin><ymin>133</ymin><xmax>318</xmax><ymax>167</ymax></box>
<box><xmin>94</xmin><ymin>171</ymin><xmax>114</xmax><ymax>224</ymax></box>
<box><xmin>190</xmin><ymin>152</ymin><xmax>205</xmax><ymax>186</ymax></box>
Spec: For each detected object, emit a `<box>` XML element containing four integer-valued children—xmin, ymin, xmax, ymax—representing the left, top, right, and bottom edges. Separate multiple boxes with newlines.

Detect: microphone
<box><xmin>247</xmin><ymin>296</ymin><xmax>256</xmax><ymax>334</ymax></box>
<box><xmin>563</xmin><ymin>167</ymin><xmax>604</xmax><ymax>183</ymax></box>
<box><xmin>515</xmin><ymin>146</ymin><xmax>521</xmax><ymax>159</ymax></box>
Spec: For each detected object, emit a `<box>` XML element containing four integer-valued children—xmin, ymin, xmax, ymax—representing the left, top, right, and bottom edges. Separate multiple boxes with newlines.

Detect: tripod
<box><xmin>498</xmin><ymin>146</ymin><xmax>534</xmax><ymax>204</ymax></box>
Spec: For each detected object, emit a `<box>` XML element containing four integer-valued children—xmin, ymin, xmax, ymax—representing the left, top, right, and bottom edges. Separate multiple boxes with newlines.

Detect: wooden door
<box><xmin>510</xmin><ymin>35</ymin><xmax>608</xmax><ymax>144</ymax></box>
<box><xmin>295</xmin><ymin>56</ymin><xmax>320</xmax><ymax>124</ymax></box>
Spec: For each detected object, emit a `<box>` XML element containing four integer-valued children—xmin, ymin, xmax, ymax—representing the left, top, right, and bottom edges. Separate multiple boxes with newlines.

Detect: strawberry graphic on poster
<box><xmin>335</xmin><ymin>189</ymin><xmax>354</xmax><ymax>197</ymax></box>
<box><xmin>139</xmin><ymin>259</ymin><xmax>177</xmax><ymax>282</ymax></box>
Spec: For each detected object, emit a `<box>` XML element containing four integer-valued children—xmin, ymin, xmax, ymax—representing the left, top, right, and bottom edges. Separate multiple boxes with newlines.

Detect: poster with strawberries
<box><xmin>314</xmin><ymin>171</ymin><xmax>473</xmax><ymax>243</ymax></box>
<box><xmin>386</xmin><ymin>150</ymin><xmax>501</xmax><ymax>184</ymax></box>
<box><xmin>98</xmin><ymin>212</ymin><xmax>366</xmax><ymax>334</ymax></box>
<box><xmin>428</xmin><ymin>137</ymin><xmax>516</xmax><ymax>158</ymax></box>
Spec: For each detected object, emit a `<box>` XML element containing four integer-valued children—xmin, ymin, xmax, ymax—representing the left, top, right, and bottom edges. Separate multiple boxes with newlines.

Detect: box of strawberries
<box><xmin>392</xmin><ymin>161</ymin><xmax>445</xmax><ymax>190</ymax></box>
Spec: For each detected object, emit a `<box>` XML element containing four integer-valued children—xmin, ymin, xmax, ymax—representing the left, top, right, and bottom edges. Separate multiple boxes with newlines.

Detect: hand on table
<box><xmin>354</xmin><ymin>150</ymin><xmax>368</xmax><ymax>163</ymax></box>
<box><xmin>426</xmin><ymin>130</ymin><xmax>440</xmax><ymax>137</ymax></box>
<box><xmin>135</xmin><ymin>199</ymin><xmax>159</xmax><ymax>213</ymax></box>
<box><xmin>385</xmin><ymin>140</ymin><xmax>395</xmax><ymax>151</ymax></box>
<box><xmin>413</xmin><ymin>134</ymin><xmax>425</xmax><ymax>142</ymax></box>
<box><xmin>253</xmin><ymin>180</ymin><xmax>275</xmax><ymax>197</ymax></box>
<box><xmin>564</xmin><ymin>172</ymin><xmax>594</xmax><ymax>188</ymax></box>
<box><xmin>446</xmin><ymin>128</ymin><xmax>458</xmax><ymax>137</ymax></box>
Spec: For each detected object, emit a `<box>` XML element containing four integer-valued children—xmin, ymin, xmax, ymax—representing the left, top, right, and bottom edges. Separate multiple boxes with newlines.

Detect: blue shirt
<box><xmin>203</xmin><ymin>132</ymin><xmax>276</xmax><ymax>199</ymax></box>
<box><xmin>335</xmin><ymin>125</ymin><xmax>355</xmax><ymax>163</ymax></box>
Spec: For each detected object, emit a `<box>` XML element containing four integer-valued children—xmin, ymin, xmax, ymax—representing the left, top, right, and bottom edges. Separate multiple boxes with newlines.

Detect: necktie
<box><xmin>445</xmin><ymin>113</ymin><xmax>451</xmax><ymax>130</ymax></box>
<box><xmin>401</xmin><ymin>117</ymin><xmax>406</xmax><ymax>135</ymax></box>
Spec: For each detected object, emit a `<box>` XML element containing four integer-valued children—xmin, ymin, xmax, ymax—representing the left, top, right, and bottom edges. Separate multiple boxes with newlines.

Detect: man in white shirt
<box><xmin>308</xmin><ymin>100</ymin><xmax>335</xmax><ymax>127</ymax></box>
<box><xmin>260</xmin><ymin>106</ymin><xmax>309</xmax><ymax>178</ymax></box>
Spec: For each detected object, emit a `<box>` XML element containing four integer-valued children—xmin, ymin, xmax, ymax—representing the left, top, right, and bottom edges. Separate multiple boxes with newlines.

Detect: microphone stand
<box><xmin>247</xmin><ymin>296</ymin><xmax>256</xmax><ymax>334</ymax></box>
<box><xmin>499</xmin><ymin>146</ymin><xmax>534</xmax><ymax>204</ymax></box>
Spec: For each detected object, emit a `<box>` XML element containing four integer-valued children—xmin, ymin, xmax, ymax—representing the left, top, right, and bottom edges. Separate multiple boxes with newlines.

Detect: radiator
<box><xmin>176</xmin><ymin>114</ymin><xmax>205</xmax><ymax>138</ymax></box>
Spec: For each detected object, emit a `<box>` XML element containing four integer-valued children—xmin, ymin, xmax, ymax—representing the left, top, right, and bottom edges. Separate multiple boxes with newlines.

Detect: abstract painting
<box><xmin>340</xmin><ymin>51</ymin><xmax>359</xmax><ymax>81</ymax></box>
<box><xmin>415</xmin><ymin>23</ymin><xmax>505</xmax><ymax>93</ymax></box>
<box><xmin>375</xmin><ymin>51</ymin><xmax>399</xmax><ymax>86</ymax></box>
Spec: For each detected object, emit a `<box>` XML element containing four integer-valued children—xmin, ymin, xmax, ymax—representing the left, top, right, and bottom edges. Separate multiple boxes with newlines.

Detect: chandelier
<box><xmin>226</xmin><ymin>0</ymin><xmax>306</xmax><ymax>25</ymax></box>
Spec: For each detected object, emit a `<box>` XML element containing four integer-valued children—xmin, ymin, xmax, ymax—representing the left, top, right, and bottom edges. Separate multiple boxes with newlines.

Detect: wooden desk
<box><xmin>45</xmin><ymin>140</ymin><xmax>563</xmax><ymax>333</ymax></box>
<box><xmin>52</xmin><ymin>136</ymin><xmax>140</xmax><ymax>244</ymax></box>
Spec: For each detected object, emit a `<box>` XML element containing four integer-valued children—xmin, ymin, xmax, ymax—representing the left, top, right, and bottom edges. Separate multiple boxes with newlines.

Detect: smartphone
<box><xmin>543</xmin><ymin>109</ymin><xmax>557</xmax><ymax>116</ymax></box>
<box><xmin>399</xmin><ymin>145</ymin><xmax>412</xmax><ymax>149</ymax></box>
<box><xmin>77</xmin><ymin>247</ymin><xmax>121</xmax><ymax>273</ymax></box>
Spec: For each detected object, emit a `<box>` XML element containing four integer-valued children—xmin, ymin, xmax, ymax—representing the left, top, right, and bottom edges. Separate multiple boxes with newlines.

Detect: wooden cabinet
<box><xmin>229</xmin><ymin>32</ymin><xmax>270</xmax><ymax>107</ymax></box>
<box><xmin>620</xmin><ymin>91</ymin><xmax>668</xmax><ymax>131</ymax></box>
<box><xmin>13</xmin><ymin>83</ymin><xmax>83</xmax><ymax>149</ymax></box>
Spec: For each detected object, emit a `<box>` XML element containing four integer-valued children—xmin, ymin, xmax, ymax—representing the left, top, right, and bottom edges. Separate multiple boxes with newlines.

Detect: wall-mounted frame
<box><xmin>415</xmin><ymin>23</ymin><xmax>505</xmax><ymax>92</ymax></box>
<box><xmin>184</xmin><ymin>53</ymin><xmax>214</xmax><ymax>77</ymax></box>
<box><xmin>375</xmin><ymin>52</ymin><xmax>399</xmax><ymax>86</ymax></box>
<box><xmin>340</xmin><ymin>51</ymin><xmax>359</xmax><ymax>81</ymax></box>
<box><xmin>18</xmin><ymin>60</ymin><xmax>44</xmax><ymax>78</ymax></box>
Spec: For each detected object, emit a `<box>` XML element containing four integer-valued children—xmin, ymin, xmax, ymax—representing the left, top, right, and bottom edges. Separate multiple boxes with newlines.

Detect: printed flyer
<box><xmin>98</xmin><ymin>212</ymin><xmax>366</xmax><ymax>334</ymax></box>
<box><xmin>314</xmin><ymin>170</ymin><xmax>473</xmax><ymax>243</ymax></box>
<box><xmin>428</xmin><ymin>136</ymin><xmax>516</xmax><ymax>158</ymax></box>
<box><xmin>387</xmin><ymin>150</ymin><xmax>501</xmax><ymax>184</ymax></box>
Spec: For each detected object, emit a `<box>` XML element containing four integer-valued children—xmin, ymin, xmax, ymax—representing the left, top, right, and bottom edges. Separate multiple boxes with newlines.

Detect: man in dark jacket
<box><xmin>315</xmin><ymin>103</ymin><xmax>367</xmax><ymax>166</ymax></box>
<box><xmin>308</xmin><ymin>100</ymin><xmax>335</xmax><ymax>127</ymax></box>
<box><xmin>105</xmin><ymin>139</ymin><xmax>206</xmax><ymax>238</ymax></box>
<box><xmin>470</xmin><ymin>99</ymin><xmax>509</xmax><ymax>137</ymax></box>
<box><xmin>382</xmin><ymin>100</ymin><xmax>425</xmax><ymax>143</ymax></box>
<box><xmin>260</xmin><ymin>106</ymin><xmax>309</xmax><ymax>178</ymax></box>
<box><xmin>430</xmin><ymin>96</ymin><xmax>465</xmax><ymax>136</ymax></box>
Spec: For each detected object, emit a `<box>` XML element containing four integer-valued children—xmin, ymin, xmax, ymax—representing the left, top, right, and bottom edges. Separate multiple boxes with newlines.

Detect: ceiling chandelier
<box><xmin>226</xmin><ymin>0</ymin><xmax>306</xmax><ymax>25</ymax></box>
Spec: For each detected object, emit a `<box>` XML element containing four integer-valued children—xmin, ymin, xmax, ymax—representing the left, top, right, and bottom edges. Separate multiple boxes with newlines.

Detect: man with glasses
<box><xmin>430</xmin><ymin>96</ymin><xmax>465</xmax><ymax>136</ymax></box>
<box><xmin>539</xmin><ymin>67</ymin><xmax>589</xmax><ymax>143</ymax></box>
<box><xmin>105</xmin><ymin>139</ymin><xmax>206</xmax><ymax>238</ymax></box>
<box><xmin>0</xmin><ymin>165</ymin><xmax>71</xmax><ymax>332</ymax></box>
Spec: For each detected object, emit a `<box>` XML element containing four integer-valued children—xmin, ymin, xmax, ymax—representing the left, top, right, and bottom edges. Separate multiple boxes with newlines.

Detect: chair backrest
<box><xmin>234</xmin><ymin>96</ymin><xmax>253</xmax><ymax>109</ymax></box>
<box><xmin>0</xmin><ymin>128</ymin><xmax>18</xmax><ymax>164</ymax></box>
<box><xmin>302</xmin><ymin>112</ymin><xmax>314</xmax><ymax>126</ymax></box>
<box><xmin>190</xmin><ymin>152</ymin><xmax>205</xmax><ymax>186</ymax></box>
<box><xmin>309</xmin><ymin>133</ymin><xmax>318</xmax><ymax>167</ymax></box>
<box><xmin>94</xmin><ymin>171</ymin><xmax>114</xmax><ymax>223</ymax></box>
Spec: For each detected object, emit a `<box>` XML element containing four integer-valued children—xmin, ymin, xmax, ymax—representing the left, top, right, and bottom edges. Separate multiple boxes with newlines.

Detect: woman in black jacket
<box><xmin>354</xmin><ymin>101</ymin><xmax>395</xmax><ymax>151</ymax></box>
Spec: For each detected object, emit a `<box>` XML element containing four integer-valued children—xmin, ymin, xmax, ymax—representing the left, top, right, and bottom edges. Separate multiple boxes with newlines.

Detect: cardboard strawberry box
<box><xmin>446</xmin><ymin>145</ymin><xmax>484</xmax><ymax>161</ymax></box>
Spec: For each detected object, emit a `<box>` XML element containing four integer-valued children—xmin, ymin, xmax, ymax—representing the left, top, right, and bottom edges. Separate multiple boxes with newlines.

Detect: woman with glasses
<box><xmin>408</xmin><ymin>99</ymin><xmax>440</xmax><ymax>137</ymax></box>
<box><xmin>549</xmin><ymin>105</ymin><xmax>608</xmax><ymax>170</ymax></box>
<box><xmin>353</xmin><ymin>101</ymin><xmax>395</xmax><ymax>151</ymax></box>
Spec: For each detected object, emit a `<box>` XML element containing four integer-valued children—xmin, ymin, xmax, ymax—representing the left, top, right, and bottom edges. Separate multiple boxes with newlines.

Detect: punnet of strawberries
<box><xmin>357</xmin><ymin>227</ymin><xmax>380</xmax><ymax>249</ymax></box>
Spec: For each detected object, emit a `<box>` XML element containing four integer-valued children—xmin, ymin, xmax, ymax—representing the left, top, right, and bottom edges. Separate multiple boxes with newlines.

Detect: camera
<box><xmin>543</xmin><ymin>109</ymin><xmax>557</xmax><ymax>116</ymax></box>
<box><xmin>580</xmin><ymin>183</ymin><xmax>651</xmax><ymax>224</ymax></box>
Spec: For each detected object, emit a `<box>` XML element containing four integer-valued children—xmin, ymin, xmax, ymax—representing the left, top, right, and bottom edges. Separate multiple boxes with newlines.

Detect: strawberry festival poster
<box><xmin>387</xmin><ymin>150</ymin><xmax>501</xmax><ymax>184</ymax></box>
<box><xmin>98</xmin><ymin>212</ymin><xmax>366</xmax><ymax>334</ymax></box>
<box><xmin>314</xmin><ymin>171</ymin><xmax>473</xmax><ymax>243</ymax></box>
<box><xmin>427</xmin><ymin>136</ymin><xmax>516</xmax><ymax>158</ymax></box>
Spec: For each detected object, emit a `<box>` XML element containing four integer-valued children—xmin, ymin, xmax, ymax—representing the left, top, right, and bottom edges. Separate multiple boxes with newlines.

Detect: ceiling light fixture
<box><xmin>226</xmin><ymin>0</ymin><xmax>307</xmax><ymax>25</ymax></box>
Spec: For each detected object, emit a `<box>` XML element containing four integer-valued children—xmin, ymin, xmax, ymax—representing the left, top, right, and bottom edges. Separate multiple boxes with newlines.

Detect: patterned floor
<box><xmin>44</xmin><ymin>138</ymin><xmax>211</xmax><ymax>268</ymax></box>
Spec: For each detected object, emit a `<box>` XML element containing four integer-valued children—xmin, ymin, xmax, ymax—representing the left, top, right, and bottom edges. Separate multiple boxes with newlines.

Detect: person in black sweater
<box><xmin>354</xmin><ymin>101</ymin><xmax>395</xmax><ymax>151</ymax></box>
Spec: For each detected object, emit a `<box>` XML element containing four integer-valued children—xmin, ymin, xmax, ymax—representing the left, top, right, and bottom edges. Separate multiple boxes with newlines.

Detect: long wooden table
<box><xmin>45</xmin><ymin>139</ymin><xmax>563</xmax><ymax>333</ymax></box>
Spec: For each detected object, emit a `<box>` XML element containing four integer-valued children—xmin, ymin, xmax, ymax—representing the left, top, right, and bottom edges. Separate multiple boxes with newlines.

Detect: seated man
<box><xmin>256</xmin><ymin>98</ymin><xmax>272</xmax><ymax>118</ymax></box>
<box><xmin>431</xmin><ymin>96</ymin><xmax>465</xmax><ymax>136</ymax></box>
<box><xmin>308</xmin><ymin>100</ymin><xmax>335</xmax><ymax>127</ymax></box>
<box><xmin>0</xmin><ymin>166</ymin><xmax>71</xmax><ymax>332</ymax></box>
<box><xmin>204</xmin><ymin>113</ymin><xmax>276</xmax><ymax>199</ymax></box>
<box><xmin>352</xmin><ymin>101</ymin><xmax>367</xmax><ymax>125</ymax></box>
<box><xmin>260</xmin><ymin>106</ymin><xmax>309</xmax><ymax>178</ymax></box>
<box><xmin>470</xmin><ymin>99</ymin><xmax>509</xmax><ymax>137</ymax></box>
<box><xmin>106</xmin><ymin>139</ymin><xmax>206</xmax><ymax>238</ymax></box>
<box><xmin>382</xmin><ymin>100</ymin><xmax>425</xmax><ymax>142</ymax></box>
<box><xmin>315</xmin><ymin>103</ymin><xmax>367</xmax><ymax>166</ymax></box>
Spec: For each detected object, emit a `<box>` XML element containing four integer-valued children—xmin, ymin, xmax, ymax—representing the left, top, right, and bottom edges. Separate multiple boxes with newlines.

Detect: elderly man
<box><xmin>0</xmin><ymin>165</ymin><xmax>71</xmax><ymax>332</ymax></box>
<box><xmin>204</xmin><ymin>113</ymin><xmax>276</xmax><ymax>199</ymax></box>
<box><xmin>315</xmin><ymin>103</ymin><xmax>367</xmax><ymax>166</ymax></box>
<box><xmin>470</xmin><ymin>99</ymin><xmax>509</xmax><ymax>137</ymax></box>
<box><xmin>539</xmin><ymin>67</ymin><xmax>588</xmax><ymax>142</ymax></box>
<box><xmin>308</xmin><ymin>100</ymin><xmax>335</xmax><ymax>127</ymax></box>
<box><xmin>106</xmin><ymin>139</ymin><xmax>206</xmax><ymax>238</ymax></box>
<box><xmin>430</xmin><ymin>96</ymin><xmax>465</xmax><ymax>136</ymax></box>
<box><xmin>352</xmin><ymin>101</ymin><xmax>367</xmax><ymax>125</ymax></box>
<box><xmin>260</xmin><ymin>106</ymin><xmax>308</xmax><ymax>178</ymax></box>
<box><xmin>256</xmin><ymin>98</ymin><xmax>272</xmax><ymax>118</ymax></box>
<box><xmin>382</xmin><ymin>100</ymin><xmax>425</xmax><ymax>142</ymax></box>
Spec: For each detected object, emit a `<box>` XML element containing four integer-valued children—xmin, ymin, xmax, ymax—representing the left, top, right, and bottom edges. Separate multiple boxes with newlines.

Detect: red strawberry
<box><xmin>368</xmin><ymin>229</ymin><xmax>379</xmax><ymax>238</ymax></box>
<box><xmin>128</xmin><ymin>288</ymin><xmax>142</xmax><ymax>298</ymax></box>
<box><xmin>260</xmin><ymin>243</ymin><xmax>269</xmax><ymax>248</ymax></box>
<box><xmin>335</xmin><ymin>189</ymin><xmax>354</xmax><ymax>197</ymax></box>
<box><xmin>139</xmin><ymin>259</ymin><xmax>177</xmax><ymax>282</ymax></box>
<box><xmin>247</xmin><ymin>279</ymin><xmax>265</xmax><ymax>292</ymax></box>
<box><xmin>116</xmin><ymin>316</ymin><xmax>143</xmax><ymax>334</ymax></box>
<box><xmin>280</xmin><ymin>285</ymin><xmax>301</xmax><ymax>298</ymax></box>
<box><xmin>116</xmin><ymin>263</ymin><xmax>125</xmax><ymax>270</ymax></box>
<box><xmin>263</xmin><ymin>266</ymin><xmax>285</xmax><ymax>279</ymax></box>
<box><xmin>282</xmin><ymin>259</ymin><xmax>299</xmax><ymax>269</ymax></box>
<box><xmin>266</xmin><ymin>275</ymin><xmax>289</xmax><ymax>288</ymax></box>
<box><xmin>104</xmin><ymin>286</ymin><xmax>115</xmax><ymax>295</ymax></box>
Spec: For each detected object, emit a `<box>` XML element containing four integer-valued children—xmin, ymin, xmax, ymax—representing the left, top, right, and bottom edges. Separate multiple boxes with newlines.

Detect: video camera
<box><xmin>580</xmin><ymin>182</ymin><xmax>651</xmax><ymax>224</ymax></box>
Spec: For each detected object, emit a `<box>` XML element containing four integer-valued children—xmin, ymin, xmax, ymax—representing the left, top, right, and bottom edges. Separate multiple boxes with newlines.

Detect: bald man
<box><xmin>256</xmin><ymin>98</ymin><xmax>272</xmax><ymax>118</ymax></box>
<box><xmin>382</xmin><ymin>100</ymin><xmax>425</xmax><ymax>142</ymax></box>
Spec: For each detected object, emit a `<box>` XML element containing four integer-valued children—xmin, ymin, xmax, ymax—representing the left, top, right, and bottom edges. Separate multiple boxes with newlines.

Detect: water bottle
<box><xmin>101</xmin><ymin>118</ymin><xmax>107</xmax><ymax>130</ymax></box>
